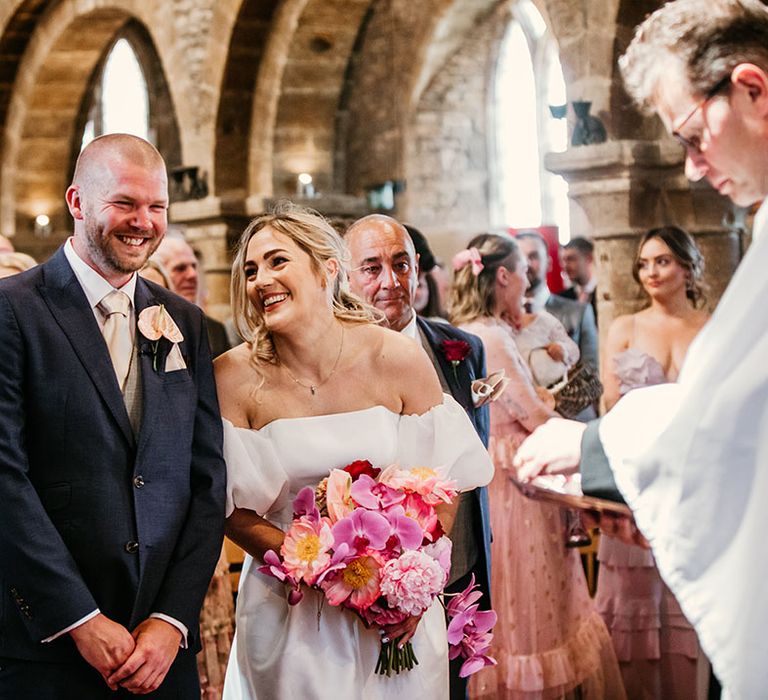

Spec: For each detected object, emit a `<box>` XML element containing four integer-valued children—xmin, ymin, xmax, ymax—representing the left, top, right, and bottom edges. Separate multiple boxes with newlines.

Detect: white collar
<box><xmin>753</xmin><ymin>199</ymin><xmax>768</xmax><ymax>243</ymax></box>
<box><xmin>400</xmin><ymin>312</ymin><xmax>419</xmax><ymax>340</ymax></box>
<box><xmin>64</xmin><ymin>237</ymin><xmax>137</xmax><ymax>311</ymax></box>
<box><xmin>527</xmin><ymin>283</ymin><xmax>550</xmax><ymax>313</ymax></box>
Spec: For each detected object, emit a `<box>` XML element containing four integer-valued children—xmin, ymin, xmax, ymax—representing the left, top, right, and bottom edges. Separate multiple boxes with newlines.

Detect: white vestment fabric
<box><xmin>598</xmin><ymin>202</ymin><xmax>768</xmax><ymax>700</ymax></box>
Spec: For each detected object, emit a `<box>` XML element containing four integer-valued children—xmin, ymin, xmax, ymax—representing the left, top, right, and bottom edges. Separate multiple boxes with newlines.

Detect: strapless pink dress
<box><xmin>595</xmin><ymin>349</ymin><xmax>701</xmax><ymax>698</ymax></box>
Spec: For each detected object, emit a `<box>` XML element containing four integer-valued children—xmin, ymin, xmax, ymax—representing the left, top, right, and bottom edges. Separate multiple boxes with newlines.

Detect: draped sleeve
<box><xmin>223</xmin><ymin>418</ymin><xmax>291</xmax><ymax>518</ymax></box>
<box><xmin>396</xmin><ymin>394</ymin><xmax>494</xmax><ymax>491</ymax></box>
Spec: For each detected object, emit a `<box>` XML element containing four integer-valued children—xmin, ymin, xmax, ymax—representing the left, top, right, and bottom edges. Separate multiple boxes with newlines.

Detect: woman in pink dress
<box><xmin>597</xmin><ymin>226</ymin><xmax>710</xmax><ymax>698</ymax></box>
<box><xmin>451</xmin><ymin>234</ymin><xmax>624</xmax><ymax>699</ymax></box>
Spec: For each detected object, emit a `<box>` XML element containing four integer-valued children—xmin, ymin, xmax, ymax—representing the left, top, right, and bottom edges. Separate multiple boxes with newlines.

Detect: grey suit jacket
<box><xmin>545</xmin><ymin>293</ymin><xmax>598</xmax><ymax>370</ymax></box>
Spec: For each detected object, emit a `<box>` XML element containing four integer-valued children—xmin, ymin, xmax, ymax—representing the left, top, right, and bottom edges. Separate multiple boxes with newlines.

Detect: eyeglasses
<box><xmin>672</xmin><ymin>74</ymin><xmax>732</xmax><ymax>152</ymax></box>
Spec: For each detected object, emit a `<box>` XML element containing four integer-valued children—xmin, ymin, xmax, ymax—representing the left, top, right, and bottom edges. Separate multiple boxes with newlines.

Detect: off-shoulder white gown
<box><xmin>222</xmin><ymin>396</ymin><xmax>494</xmax><ymax>700</ymax></box>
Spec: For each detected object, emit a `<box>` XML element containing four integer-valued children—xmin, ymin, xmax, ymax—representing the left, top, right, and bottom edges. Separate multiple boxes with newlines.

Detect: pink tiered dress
<box><xmin>462</xmin><ymin>318</ymin><xmax>625</xmax><ymax>700</ymax></box>
<box><xmin>595</xmin><ymin>348</ymin><xmax>701</xmax><ymax>698</ymax></box>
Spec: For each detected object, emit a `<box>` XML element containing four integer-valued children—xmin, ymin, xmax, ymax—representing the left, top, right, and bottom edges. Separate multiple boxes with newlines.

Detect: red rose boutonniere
<box><xmin>441</xmin><ymin>339</ymin><xmax>471</xmax><ymax>381</ymax></box>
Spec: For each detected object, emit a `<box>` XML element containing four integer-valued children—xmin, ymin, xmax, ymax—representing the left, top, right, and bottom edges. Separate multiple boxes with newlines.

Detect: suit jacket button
<box><xmin>133</xmin><ymin>475</ymin><xmax>145</xmax><ymax>488</ymax></box>
<box><xmin>124</xmin><ymin>541</ymin><xmax>139</xmax><ymax>554</ymax></box>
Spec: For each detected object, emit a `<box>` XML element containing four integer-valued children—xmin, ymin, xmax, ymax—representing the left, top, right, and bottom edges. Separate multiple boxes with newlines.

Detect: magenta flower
<box><xmin>258</xmin><ymin>550</ymin><xmax>303</xmax><ymax>605</ymax></box>
<box><xmin>293</xmin><ymin>486</ymin><xmax>320</xmax><ymax>522</ymax></box>
<box><xmin>332</xmin><ymin>508</ymin><xmax>391</xmax><ymax>554</ymax></box>
<box><xmin>382</xmin><ymin>505</ymin><xmax>425</xmax><ymax>552</ymax></box>
<box><xmin>350</xmin><ymin>474</ymin><xmax>405</xmax><ymax>511</ymax></box>
<box><xmin>445</xmin><ymin>574</ymin><xmax>498</xmax><ymax>678</ymax></box>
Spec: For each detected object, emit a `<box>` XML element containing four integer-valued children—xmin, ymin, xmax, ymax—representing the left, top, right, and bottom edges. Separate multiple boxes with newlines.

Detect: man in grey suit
<box><xmin>517</xmin><ymin>231</ymin><xmax>598</xmax><ymax>420</ymax></box>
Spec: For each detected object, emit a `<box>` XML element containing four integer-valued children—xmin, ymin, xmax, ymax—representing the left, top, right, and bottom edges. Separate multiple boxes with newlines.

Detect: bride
<box><xmin>215</xmin><ymin>204</ymin><xmax>493</xmax><ymax>699</ymax></box>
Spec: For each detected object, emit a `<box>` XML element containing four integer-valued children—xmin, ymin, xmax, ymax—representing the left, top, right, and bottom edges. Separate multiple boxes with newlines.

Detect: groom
<box><xmin>346</xmin><ymin>215</ymin><xmax>491</xmax><ymax>700</ymax></box>
<box><xmin>0</xmin><ymin>134</ymin><xmax>226</xmax><ymax>697</ymax></box>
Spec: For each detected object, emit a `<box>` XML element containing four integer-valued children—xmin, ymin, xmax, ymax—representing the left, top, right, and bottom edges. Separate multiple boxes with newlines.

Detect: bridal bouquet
<box><xmin>259</xmin><ymin>459</ymin><xmax>497</xmax><ymax>677</ymax></box>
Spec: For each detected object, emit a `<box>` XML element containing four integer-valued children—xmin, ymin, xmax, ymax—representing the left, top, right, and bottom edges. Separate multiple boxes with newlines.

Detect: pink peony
<box><xmin>322</xmin><ymin>552</ymin><xmax>384</xmax><ymax>610</ymax></box>
<box><xmin>281</xmin><ymin>515</ymin><xmax>334</xmax><ymax>586</ymax></box>
<box><xmin>325</xmin><ymin>469</ymin><xmax>354</xmax><ymax>523</ymax></box>
<box><xmin>379</xmin><ymin>464</ymin><xmax>458</xmax><ymax>505</ymax></box>
<box><xmin>380</xmin><ymin>550</ymin><xmax>446</xmax><ymax>616</ymax></box>
<box><xmin>422</xmin><ymin>536</ymin><xmax>453</xmax><ymax>579</ymax></box>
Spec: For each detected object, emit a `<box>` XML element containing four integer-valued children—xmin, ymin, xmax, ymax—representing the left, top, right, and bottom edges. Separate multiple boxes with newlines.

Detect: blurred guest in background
<box><xmin>139</xmin><ymin>257</ymin><xmax>173</xmax><ymax>290</ymax></box>
<box><xmin>560</xmin><ymin>237</ymin><xmax>598</xmax><ymax>320</ymax></box>
<box><xmin>451</xmin><ymin>233</ymin><xmax>624</xmax><ymax>700</ymax></box>
<box><xmin>0</xmin><ymin>251</ymin><xmax>36</xmax><ymax>279</ymax></box>
<box><xmin>404</xmin><ymin>223</ymin><xmax>448</xmax><ymax>321</ymax></box>
<box><xmin>0</xmin><ymin>234</ymin><xmax>14</xmax><ymax>252</ymax></box>
<box><xmin>155</xmin><ymin>235</ymin><xmax>231</xmax><ymax>359</ymax></box>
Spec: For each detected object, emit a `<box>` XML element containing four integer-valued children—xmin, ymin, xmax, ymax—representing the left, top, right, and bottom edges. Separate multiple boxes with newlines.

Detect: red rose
<box><xmin>441</xmin><ymin>339</ymin><xmax>471</xmax><ymax>363</ymax></box>
<box><xmin>343</xmin><ymin>459</ymin><xmax>381</xmax><ymax>481</ymax></box>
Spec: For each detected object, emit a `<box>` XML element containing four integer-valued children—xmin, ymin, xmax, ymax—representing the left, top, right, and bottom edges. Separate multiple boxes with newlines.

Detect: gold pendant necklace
<box><xmin>282</xmin><ymin>325</ymin><xmax>345</xmax><ymax>396</ymax></box>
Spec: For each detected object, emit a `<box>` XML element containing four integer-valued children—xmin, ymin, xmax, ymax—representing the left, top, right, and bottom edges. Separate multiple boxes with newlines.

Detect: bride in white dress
<box><xmin>215</xmin><ymin>204</ymin><xmax>494</xmax><ymax>699</ymax></box>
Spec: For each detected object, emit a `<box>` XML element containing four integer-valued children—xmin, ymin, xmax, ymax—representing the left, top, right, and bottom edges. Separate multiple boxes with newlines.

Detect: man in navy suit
<box><xmin>345</xmin><ymin>214</ymin><xmax>491</xmax><ymax>700</ymax></box>
<box><xmin>0</xmin><ymin>134</ymin><xmax>226</xmax><ymax>697</ymax></box>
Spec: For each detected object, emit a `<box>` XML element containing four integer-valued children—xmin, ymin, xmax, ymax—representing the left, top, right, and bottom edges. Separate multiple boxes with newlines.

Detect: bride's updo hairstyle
<box><xmin>632</xmin><ymin>226</ymin><xmax>706</xmax><ymax>307</ymax></box>
<box><xmin>450</xmin><ymin>232</ymin><xmax>521</xmax><ymax>325</ymax></box>
<box><xmin>231</xmin><ymin>202</ymin><xmax>379</xmax><ymax>367</ymax></box>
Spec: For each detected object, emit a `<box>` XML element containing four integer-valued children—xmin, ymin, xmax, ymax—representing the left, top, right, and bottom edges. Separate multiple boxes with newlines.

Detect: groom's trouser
<box><xmin>0</xmin><ymin>648</ymin><xmax>199</xmax><ymax>699</ymax></box>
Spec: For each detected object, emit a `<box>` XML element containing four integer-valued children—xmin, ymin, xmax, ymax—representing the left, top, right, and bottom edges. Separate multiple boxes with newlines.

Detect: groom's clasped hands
<box><xmin>70</xmin><ymin>613</ymin><xmax>182</xmax><ymax>694</ymax></box>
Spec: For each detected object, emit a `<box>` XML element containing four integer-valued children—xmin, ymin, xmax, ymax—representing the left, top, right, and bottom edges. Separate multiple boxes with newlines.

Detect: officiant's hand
<box><xmin>513</xmin><ymin>417</ymin><xmax>586</xmax><ymax>481</ymax></box>
<box><xmin>108</xmin><ymin>618</ymin><xmax>181</xmax><ymax>694</ymax></box>
<box><xmin>381</xmin><ymin>613</ymin><xmax>422</xmax><ymax>647</ymax></box>
<box><xmin>69</xmin><ymin>613</ymin><xmax>135</xmax><ymax>688</ymax></box>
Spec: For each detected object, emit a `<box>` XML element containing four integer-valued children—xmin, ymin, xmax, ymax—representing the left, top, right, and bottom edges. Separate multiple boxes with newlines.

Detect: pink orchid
<box><xmin>379</xmin><ymin>465</ymin><xmax>458</xmax><ymax>505</ymax></box>
<box><xmin>281</xmin><ymin>515</ymin><xmax>334</xmax><ymax>586</ymax></box>
<box><xmin>322</xmin><ymin>552</ymin><xmax>384</xmax><ymax>610</ymax></box>
<box><xmin>325</xmin><ymin>469</ymin><xmax>354</xmax><ymax>523</ymax></box>
<box><xmin>258</xmin><ymin>549</ymin><xmax>303</xmax><ymax>604</ymax></box>
<box><xmin>293</xmin><ymin>486</ymin><xmax>320</xmax><ymax>522</ymax></box>
<box><xmin>332</xmin><ymin>508</ymin><xmax>391</xmax><ymax>554</ymax></box>
<box><xmin>380</xmin><ymin>550</ymin><xmax>446</xmax><ymax>616</ymax></box>
<box><xmin>445</xmin><ymin>574</ymin><xmax>498</xmax><ymax>677</ymax></box>
<box><xmin>350</xmin><ymin>474</ymin><xmax>404</xmax><ymax>511</ymax></box>
<box><xmin>422</xmin><ymin>536</ymin><xmax>453</xmax><ymax>578</ymax></box>
<box><xmin>381</xmin><ymin>505</ymin><xmax>425</xmax><ymax>552</ymax></box>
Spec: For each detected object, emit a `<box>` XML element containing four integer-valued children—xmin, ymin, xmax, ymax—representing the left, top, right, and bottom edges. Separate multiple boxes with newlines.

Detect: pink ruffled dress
<box><xmin>595</xmin><ymin>348</ymin><xmax>701</xmax><ymax>698</ymax></box>
<box><xmin>462</xmin><ymin>319</ymin><xmax>625</xmax><ymax>700</ymax></box>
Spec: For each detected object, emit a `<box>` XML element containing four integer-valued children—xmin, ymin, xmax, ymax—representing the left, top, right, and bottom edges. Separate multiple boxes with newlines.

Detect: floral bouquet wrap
<box><xmin>259</xmin><ymin>459</ymin><xmax>497</xmax><ymax>677</ymax></box>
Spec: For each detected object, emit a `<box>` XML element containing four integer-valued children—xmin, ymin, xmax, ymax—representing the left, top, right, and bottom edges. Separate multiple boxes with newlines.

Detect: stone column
<box><xmin>546</xmin><ymin>140</ymin><xmax>743</xmax><ymax>346</ymax></box>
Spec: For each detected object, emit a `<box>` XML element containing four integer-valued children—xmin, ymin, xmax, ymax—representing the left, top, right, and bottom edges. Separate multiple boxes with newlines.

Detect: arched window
<box><xmin>492</xmin><ymin>0</ymin><xmax>570</xmax><ymax>241</ymax></box>
<box><xmin>80</xmin><ymin>38</ymin><xmax>150</xmax><ymax>150</ymax></box>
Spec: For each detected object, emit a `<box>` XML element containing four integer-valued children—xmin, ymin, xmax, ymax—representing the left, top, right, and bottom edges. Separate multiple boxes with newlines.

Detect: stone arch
<box><xmin>212</xmin><ymin>0</ymin><xmax>281</xmax><ymax>206</ymax></box>
<box><xmin>256</xmin><ymin>0</ymin><xmax>372</xmax><ymax>200</ymax></box>
<box><xmin>0</xmin><ymin>0</ymin><xmax>180</xmax><ymax>254</ymax></box>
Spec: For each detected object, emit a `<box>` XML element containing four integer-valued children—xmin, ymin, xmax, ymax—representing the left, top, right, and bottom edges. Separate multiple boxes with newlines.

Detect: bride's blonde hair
<box><xmin>231</xmin><ymin>202</ymin><xmax>379</xmax><ymax>371</ymax></box>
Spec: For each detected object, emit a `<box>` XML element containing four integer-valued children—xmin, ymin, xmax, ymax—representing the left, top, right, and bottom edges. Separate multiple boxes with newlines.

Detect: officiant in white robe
<box><xmin>513</xmin><ymin>2</ymin><xmax>768</xmax><ymax>698</ymax></box>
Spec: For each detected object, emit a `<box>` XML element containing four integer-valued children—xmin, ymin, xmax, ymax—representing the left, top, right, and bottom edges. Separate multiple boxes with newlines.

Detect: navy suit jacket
<box><xmin>417</xmin><ymin>318</ymin><xmax>492</xmax><ymax>609</ymax></box>
<box><xmin>0</xmin><ymin>248</ymin><xmax>226</xmax><ymax>663</ymax></box>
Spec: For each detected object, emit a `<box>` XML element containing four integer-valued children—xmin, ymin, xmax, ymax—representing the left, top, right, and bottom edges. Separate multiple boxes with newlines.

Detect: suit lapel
<box><xmin>38</xmin><ymin>249</ymin><xmax>134</xmax><ymax>446</ymax></box>
<box><xmin>133</xmin><ymin>279</ymin><xmax>161</xmax><ymax>457</ymax></box>
<box><xmin>416</xmin><ymin>318</ymin><xmax>473</xmax><ymax>412</ymax></box>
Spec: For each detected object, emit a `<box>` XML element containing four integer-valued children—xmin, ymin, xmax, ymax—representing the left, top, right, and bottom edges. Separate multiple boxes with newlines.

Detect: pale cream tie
<box><xmin>99</xmin><ymin>290</ymin><xmax>132</xmax><ymax>391</ymax></box>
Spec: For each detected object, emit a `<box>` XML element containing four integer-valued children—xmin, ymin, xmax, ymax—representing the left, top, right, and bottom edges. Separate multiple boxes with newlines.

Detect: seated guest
<box><xmin>345</xmin><ymin>214</ymin><xmax>491</xmax><ymax>700</ymax></box>
<box><xmin>559</xmin><ymin>237</ymin><xmax>598</xmax><ymax>320</ymax></box>
<box><xmin>450</xmin><ymin>233</ymin><xmax>624</xmax><ymax>700</ymax></box>
<box><xmin>0</xmin><ymin>251</ymin><xmax>36</xmax><ymax>279</ymax></box>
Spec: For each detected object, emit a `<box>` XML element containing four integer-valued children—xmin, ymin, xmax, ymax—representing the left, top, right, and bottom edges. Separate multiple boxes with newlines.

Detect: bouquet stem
<box><xmin>375</xmin><ymin>638</ymin><xmax>418</xmax><ymax>676</ymax></box>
